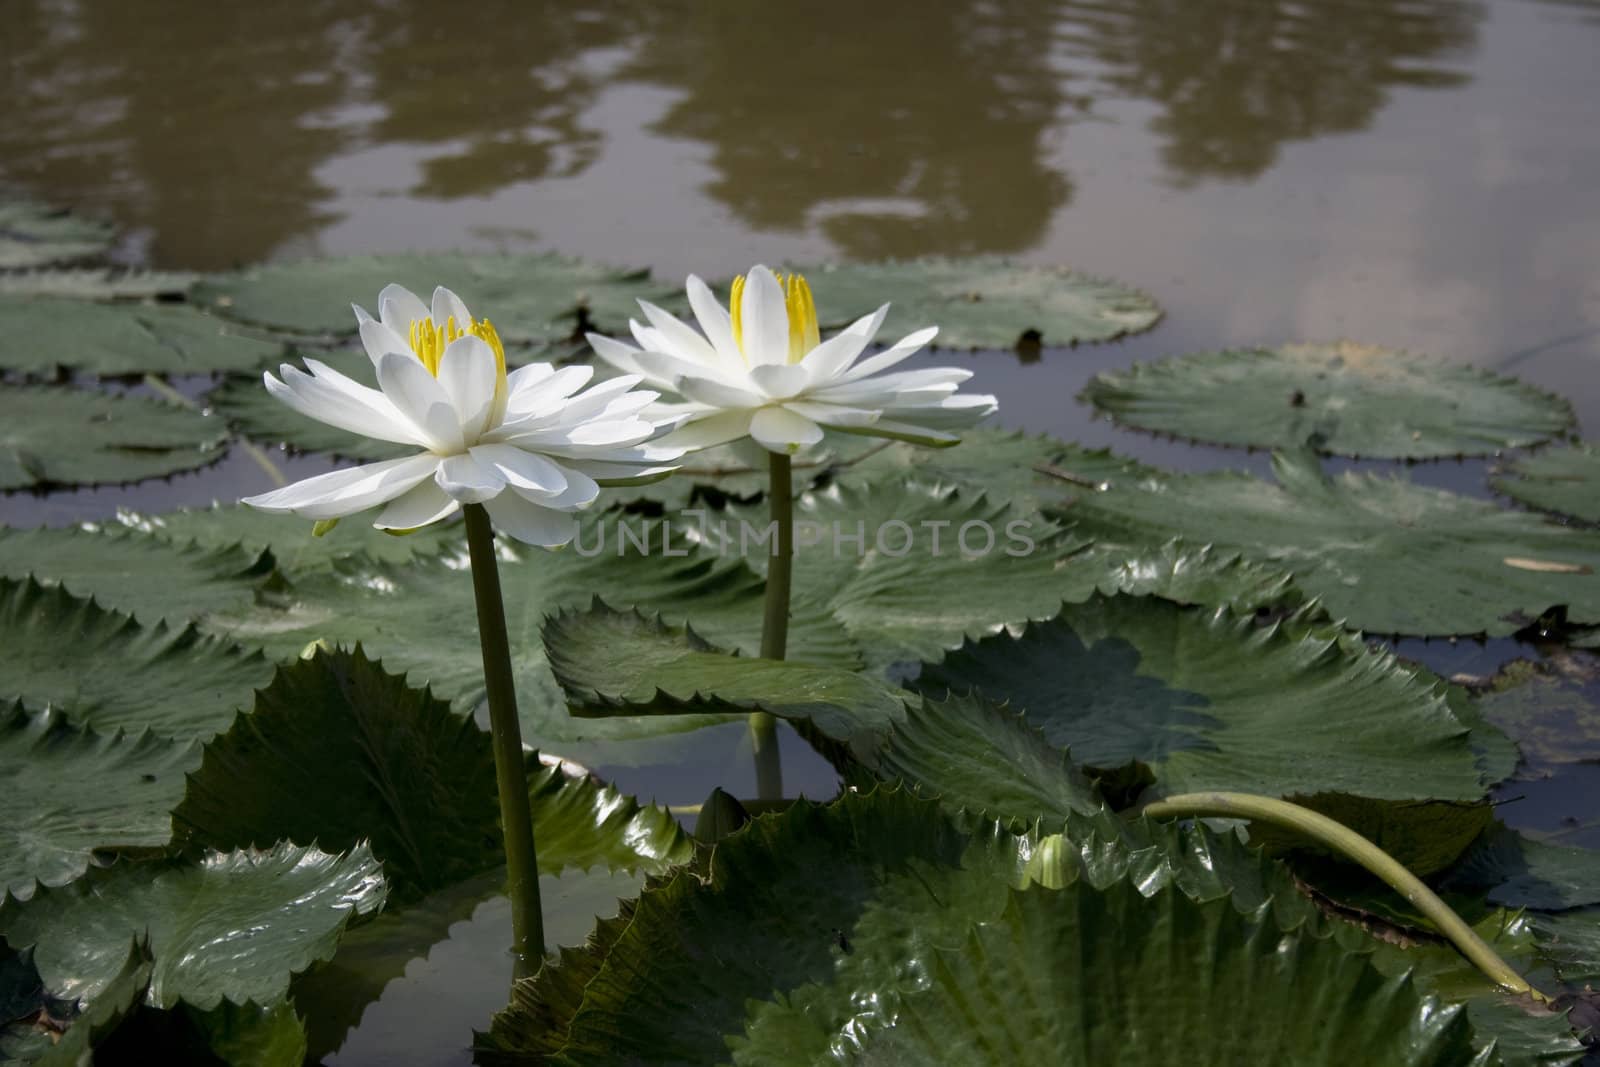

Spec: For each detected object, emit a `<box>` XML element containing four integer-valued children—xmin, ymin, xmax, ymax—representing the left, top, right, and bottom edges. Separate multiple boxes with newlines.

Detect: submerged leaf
<box><xmin>1082</xmin><ymin>341</ymin><xmax>1574</xmax><ymax>459</ymax></box>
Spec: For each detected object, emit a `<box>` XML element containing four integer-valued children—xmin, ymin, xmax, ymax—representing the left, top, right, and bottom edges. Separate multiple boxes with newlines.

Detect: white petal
<box><xmin>241</xmin><ymin>454</ymin><xmax>439</xmax><ymax>520</ymax></box>
<box><xmin>374</xmin><ymin>481</ymin><xmax>461</xmax><ymax>530</ymax></box>
<box><xmin>506</xmin><ymin>364</ymin><xmax>594</xmax><ymax>414</ymax></box>
<box><xmin>435</xmin><ymin>452</ymin><xmax>505</xmax><ymax>504</ymax></box>
<box><xmin>505</xmin><ymin>362</ymin><xmax>556</xmax><ymax>396</ymax></box>
<box><xmin>741</xmin><ymin>266</ymin><xmax>790</xmax><ymax>366</ymax></box>
<box><xmin>562</xmin><ymin>459</ymin><xmax>680</xmax><ymax>487</ymax></box>
<box><xmin>832</xmin><ymin>419</ymin><xmax>961</xmax><ymax>447</ymax></box>
<box><xmin>352</xmin><ymin>302</ymin><xmax>375</xmax><ymax>327</ymax></box>
<box><xmin>483</xmin><ymin>492</ymin><xmax>580</xmax><ymax>547</ymax></box>
<box><xmin>268</xmin><ymin>366</ymin><xmax>425</xmax><ymax>447</ymax></box>
<box><xmin>782</xmin><ymin>400</ymin><xmax>881</xmax><ymax>428</ymax></box>
<box><xmin>513</xmin><ymin>466</ymin><xmax>598</xmax><ymax>509</ymax></box>
<box><xmin>675</xmin><ymin>375</ymin><xmax>764</xmax><ymax>411</ymax></box>
<box><xmin>432</xmin><ymin>285</ymin><xmax>472</xmax><ymax>328</ymax></box>
<box><xmin>810</xmin><ymin>367</ymin><xmax>971</xmax><ymax>406</ymax></box>
<box><xmin>801</xmin><ymin>304</ymin><xmax>889</xmax><ymax>382</ymax></box>
<box><xmin>436</xmin><ymin>335</ymin><xmax>498</xmax><ymax>436</ymax></box>
<box><xmin>379</xmin><ymin>284</ymin><xmax>429</xmax><ymax>334</ymax></box>
<box><xmin>651</xmin><ymin>410</ymin><xmax>754</xmax><ymax>452</ymax></box>
<box><xmin>469</xmin><ymin>443</ymin><xmax>569</xmax><ymax>494</ymax></box>
<box><xmin>685</xmin><ymin>274</ymin><xmax>744</xmax><ymax>370</ymax></box>
<box><xmin>749</xmin><ymin>406</ymin><xmax>823</xmax><ymax>454</ymax></box>
<box><xmin>555</xmin><ymin>376</ymin><xmax>651</xmax><ymax>422</ymax></box>
<box><xmin>376</xmin><ymin>352</ymin><xmax>465</xmax><ymax>453</ymax></box>
<box><xmin>748</xmin><ymin>363</ymin><xmax>809</xmax><ymax>400</ymax></box>
<box><xmin>838</xmin><ymin>326</ymin><xmax>940</xmax><ymax>382</ymax></box>
<box><xmin>632</xmin><ymin>349</ymin><xmax>748</xmax><ymax>393</ymax></box>
<box><xmin>883</xmin><ymin>392</ymin><xmax>998</xmax><ymax>427</ymax></box>
<box><xmin>586</xmin><ymin>333</ymin><xmax>650</xmax><ymax>379</ymax></box>
<box><xmin>639</xmin><ymin>300</ymin><xmax>720</xmax><ymax>366</ymax></box>
<box><xmin>358</xmin><ymin>318</ymin><xmax>411</xmax><ymax>371</ymax></box>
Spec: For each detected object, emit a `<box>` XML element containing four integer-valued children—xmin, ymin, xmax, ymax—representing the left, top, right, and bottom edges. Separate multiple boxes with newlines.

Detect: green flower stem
<box><xmin>752</xmin><ymin>451</ymin><xmax>794</xmax><ymax>801</ymax></box>
<box><xmin>1143</xmin><ymin>791</ymin><xmax>1545</xmax><ymax>999</ymax></box>
<box><xmin>463</xmin><ymin>503</ymin><xmax>545</xmax><ymax>976</ymax></box>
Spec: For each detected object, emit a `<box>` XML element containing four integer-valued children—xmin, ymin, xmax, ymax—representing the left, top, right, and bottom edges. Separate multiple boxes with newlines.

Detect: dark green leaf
<box><xmin>33</xmin><ymin>939</ymin><xmax>151</xmax><ymax>1067</ymax></box>
<box><xmin>1441</xmin><ymin>823</ymin><xmax>1600</xmax><ymax>911</ymax></box>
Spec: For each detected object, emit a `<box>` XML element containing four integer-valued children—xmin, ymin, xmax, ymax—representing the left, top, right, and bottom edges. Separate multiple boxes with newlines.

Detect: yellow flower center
<box><xmin>729</xmin><ymin>272</ymin><xmax>820</xmax><ymax>364</ymax></box>
<box><xmin>408</xmin><ymin>315</ymin><xmax>507</xmax><ymax>383</ymax></box>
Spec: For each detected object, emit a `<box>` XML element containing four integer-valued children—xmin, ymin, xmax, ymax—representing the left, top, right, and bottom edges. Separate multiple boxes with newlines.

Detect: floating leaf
<box><xmin>913</xmin><ymin>596</ymin><xmax>1491</xmax><ymax>872</ymax></box>
<box><xmin>0</xmin><ymin>296</ymin><xmax>282</xmax><ymax>376</ymax></box>
<box><xmin>0</xmin><ymin>842</ymin><xmax>384</xmax><ymax>1011</ymax></box>
<box><xmin>1473</xmin><ymin>658</ymin><xmax>1600</xmax><ymax>771</ymax></box>
<box><xmin>1082</xmin><ymin>342</ymin><xmax>1574</xmax><ymax>459</ymax></box>
<box><xmin>1492</xmin><ymin>443</ymin><xmax>1600</xmax><ymax>525</ymax></box>
<box><xmin>0</xmin><ymin>705</ymin><xmax>198</xmax><ymax>899</ymax></box>
<box><xmin>0</xmin><ymin>387</ymin><xmax>226</xmax><ymax>490</ymax></box>
<box><xmin>192</xmin><ymin>252</ymin><xmax>686</xmax><ymax>342</ymax></box>
<box><xmin>1052</xmin><ymin>446</ymin><xmax>1600</xmax><ymax>636</ymax></box>
<box><xmin>1440</xmin><ymin>823</ymin><xmax>1600</xmax><ymax>911</ymax></box>
<box><xmin>784</xmin><ymin>257</ymin><xmax>1162</xmax><ymax>349</ymax></box>
<box><xmin>0</xmin><ymin>268</ymin><xmax>197</xmax><ymax>300</ymax></box>
<box><xmin>0</xmin><ymin>199</ymin><xmax>113</xmax><ymax>270</ymax></box>
<box><xmin>0</xmin><ymin>576</ymin><xmax>273</xmax><ymax>740</ymax></box>
<box><xmin>0</xmin><ymin>525</ymin><xmax>273</xmax><ymax>631</ymax></box>
<box><xmin>843</xmin><ymin>427</ymin><xmax>1092</xmax><ymax>514</ymax></box>
<box><xmin>31</xmin><ymin>939</ymin><xmax>151</xmax><ymax>1067</ymax></box>
<box><xmin>174</xmin><ymin>648</ymin><xmax>690</xmax><ymax>903</ymax></box>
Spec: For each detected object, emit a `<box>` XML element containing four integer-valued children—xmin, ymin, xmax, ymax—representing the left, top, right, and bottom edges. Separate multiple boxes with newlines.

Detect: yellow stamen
<box><xmin>727</xmin><ymin>271</ymin><xmax>820</xmax><ymax>364</ymax></box>
<box><xmin>407</xmin><ymin>315</ymin><xmax>508</xmax><ymax>408</ymax></box>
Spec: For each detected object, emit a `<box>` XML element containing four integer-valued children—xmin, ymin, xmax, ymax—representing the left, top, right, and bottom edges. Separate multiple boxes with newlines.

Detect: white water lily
<box><xmin>586</xmin><ymin>264</ymin><xmax>997</xmax><ymax>454</ymax></box>
<box><xmin>242</xmin><ymin>284</ymin><xmax>679</xmax><ymax>546</ymax></box>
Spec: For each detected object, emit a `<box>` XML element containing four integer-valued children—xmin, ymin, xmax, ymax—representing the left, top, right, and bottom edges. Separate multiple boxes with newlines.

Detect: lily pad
<box><xmin>1492</xmin><ymin>443</ymin><xmax>1600</xmax><ymax>524</ymax></box>
<box><xmin>0</xmin><ymin>387</ymin><xmax>227</xmax><ymax>490</ymax></box>
<box><xmin>1082</xmin><ymin>342</ymin><xmax>1575</xmax><ymax>459</ymax></box>
<box><xmin>31</xmin><ymin>939</ymin><xmax>151</xmax><ymax>1067</ymax></box>
<box><xmin>0</xmin><ymin>841</ymin><xmax>384</xmax><ymax>1010</ymax></box>
<box><xmin>0</xmin><ymin>200</ymin><xmax>113</xmax><ymax>270</ymax></box>
<box><xmin>786</xmin><ymin>258</ymin><xmax>1162</xmax><ymax>349</ymax></box>
<box><xmin>1472</xmin><ymin>658</ymin><xmax>1600</xmax><ymax>771</ymax></box>
<box><xmin>0</xmin><ymin>704</ymin><xmax>199</xmax><ymax>899</ymax></box>
<box><xmin>173</xmin><ymin>648</ymin><xmax>690</xmax><ymax>903</ymax></box>
<box><xmin>0</xmin><ymin>576</ymin><xmax>274</xmax><ymax>740</ymax></box>
<box><xmin>1052</xmin><ymin>446</ymin><xmax>1600</xmax><ymax>636</ymax></box>
<box><xmin>1440</xmin><ymin>823</ymin><xmax>1600</xmax><ymax>911</ymax></box>
<box><xmin>913</xmin><ymin>596</ymin><xmax>1492</xmax><ymax>872</ymax></box>
<box><xmin>0</xmin><ymin>296</ymin><xmax>283</xmax><ymax>377</ymax></box>
<box><xmin>0</xmin><ymin>525</ymin><xmax>274</xmax><ymax>631</ymax></box>
<box><xmin>0</xmin><ymin>268</ymin><xmax>197</xmax><ymax>300</ymax></box>
<box><xmin>192</xmin><ymin>252</ymin><xmax>686</xmax><ymax>343</ymax></box>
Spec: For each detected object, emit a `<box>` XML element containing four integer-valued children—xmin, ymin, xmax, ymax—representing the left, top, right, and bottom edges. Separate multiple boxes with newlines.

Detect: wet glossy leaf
<box><xmin>0</xmin><ymin>387</ymin><xmax>226</xmax><ymax>490</ymax></box>
<box><xmin>0</xmin><ymin>296</ymin><xmax>283</xmax><ymax>376</ymax></box>
<box><xmin>0</xmin><ymin>704</ymin><xmax>198</xmax><ymax>899</ymax></box>
<box><xmin>30</xmin><ymin>939</ymin><xmax>151</xmax><ymax>1067</ymax></box>
<box><xmin>1082</xmin><ymin>342</ymin><xmax>1574</xmax><ymax>458</ymax></box>
<box><xmin>192</xmin><ymin>252</ymin><xmax>686</xmax><ymax>343</ymax></box>
<box><xmin>0</xmin><ymin>576</ymin><xmax>273</xmax><ymax>740</ymax></box>
<box><xmin>0</xmin><ymin>199</ymin><xmax>113</xmax><ymax>270</ymax></box>
<box><xmin>1052</xmin><ymin>446</ymin><xmax>1600</xmax><ymax>636</ymax></box>
<box><xmin>1492</xmin><ymin>444</ymin><xmax>1600</xmax><ymax>525</ymax></box>
<box><xmin>781</xmin><ymin>257</ymin><xmax>1162</xmax><ymax>349</ymax></box>
<box><xmin>914</xmin><ymin>596</ymin><xmax>1492</xmax><ymax>872</ymax></box>
<box><xmin>174</xmin><ymin>648</ymin><xmax>691</xmax><ymax>903</ymax></box>
<box><xmin>0</xmin><ymin>842</ymin><xmax>384</xmax><ymax>1011</ymax></box>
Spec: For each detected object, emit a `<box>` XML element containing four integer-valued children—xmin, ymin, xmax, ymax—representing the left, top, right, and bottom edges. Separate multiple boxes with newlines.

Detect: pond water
<box><xmin>5</xmin><ymin>0</ymin><xmax>1600</xmax><ymax>1062</ymax></box>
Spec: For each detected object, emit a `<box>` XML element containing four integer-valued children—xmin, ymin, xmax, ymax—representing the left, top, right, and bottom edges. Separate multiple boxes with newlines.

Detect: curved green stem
<box><xmin>463</xmin><ymin>504</ymin><xmax>545</xmax><ymax>977</ymax></box>
<box><xmin>1143</xmin><ymin>791</ymin><xmax>1545</xmax><ymax>1000</ymax></box>
<box><xmin>752</xmin><ymin>451</ymin><xmax>793</xmax><ymax>801</ymax></box>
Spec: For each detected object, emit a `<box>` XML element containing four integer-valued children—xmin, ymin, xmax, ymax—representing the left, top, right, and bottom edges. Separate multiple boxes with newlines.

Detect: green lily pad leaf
<box><xmin>0</xmin><ymin>200</ymin><xmax>113</xmax><ymax>270</ymax></box>
<box><xmin>837</xmin><ymin>883</ymin><xmax>1482</xmax><ymax>1066</ymax></box>
<box><xmin>1440</xmin><ymin>823</ymin><xmax>1600</xmax><ymax>911</ymax></box>
<box><xmin>869</xmin><ymin>692</ymin><xmax>1102</xmax><ymax>824</ymax></box>
<box><xmin>843</xmin><ymin>428</ymin><xmax>1106</xmax><ymax>515</ymax></box>
<box><xmin>784</xmin><ymin>258</ymin><xmax>1162</xmax><ymax>349</ymax></box>
<box><xmin>2</xmin><ymin>939</ymin><xmax>75</xmax><ymax>1061</ymax></box>
<box><xmin>0</xmin><ymin>387</ymin><xmax>226</xmax><ymax>490</ymax></box>
<box><xmin>153</xmin><ymin>998</ymin><xmax>307</xmax><ymax>1067</ymax></box>
<box><xmin>1053</xmin><ymin>446</ymin><xmax>1600</xmax><ymax>636</ymax></box>
<box><xmin>1493</xmin><ymin>444</ymin><xmax>1600</xmax><ymax>525</ymax></box>
<box><xmin>0</xmin><ymin>704</ymin><xmax>199</xmax><ymax>899</ymax></box>
<box><xmin>0</xmin><ymin>842</ymin><xmax>384</xmax><ymax>1011</ymax></box>
<box><xmin>0</xmin><ymin>576</ymin><xmax>274</xmax><ymax>740</ymax></box>
<box><xmin>0</xmin><ymin>268</ymin><xmax>197</xmax><ymax>301</ymax></box>
<box><xmin>1473</xmin><ymin>658</ymin><xmax>1600</xmax><ymax>771</ymax></box>
<box><xmin>32</xmin><ymin>939</ymin><xmax>151</xmax><ymax>1067</ymax></box>
<box><xmin>0</xmin><ymin>297</ymin><xmax>283</xmax><ymax>377</ymax></box>
<box><xmin>484</xmin><ymin>790</ymin><xmax>1558</xmax><ymax>1065</ymax></box>
<box><xmin>174</xmin><ymin>648</ymin><xmax>691</xmax><ymax>903</ymax></box>
<box><xmin>204</xmin><ymin>516</ymin><xmax>855</xmax><ymax>767</ymax></box>
<box><xmin>913</xmin><ymin>596</ymin><xmax>1491</xmax><ymax>873</ymax></box>
<box><xmin>192</xmin><ymin>252</ymin><xmax>686</xmax><ymax>343</ymax></box>
<box><xmin>1533</xmin><ymin>910</ymin><xmax>1600</xmax><ymax>989</ymax></box>
<box><xmin>0</xmin><ymin>524</ymin><xmax>274</xmax><ymax>631</ymax></box>
<box><xmin>111</xmin><ymin>502</ymin><xmax>457</xmax><ymax>575</ymax></box>
<box><xmin>1082</xmin><ymin>342</ymin><xmax>1575</xmax><ymax>459</ymax></box>
<box><xmin>547</xmin><ymin>602</ymin><xmax>907</xmax><ymax>759</ymax></box>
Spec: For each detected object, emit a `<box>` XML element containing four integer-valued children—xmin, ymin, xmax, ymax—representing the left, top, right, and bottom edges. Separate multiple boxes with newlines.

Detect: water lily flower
<box><xmin>586</xmin><ymin>264</ymin><xmax>997</xmax><ymax>454</ymax></box>
<box><xmin>242</xmin><ymin>284</ymin><xmax>679</xmax><ymax>545</ymax></box>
